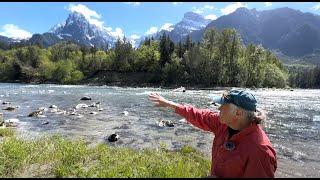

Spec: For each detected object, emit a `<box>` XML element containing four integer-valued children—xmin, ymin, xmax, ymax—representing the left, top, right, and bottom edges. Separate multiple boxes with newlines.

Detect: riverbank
<box><xmin>0</xmin><ymin>128</ymin><xmax>210</xmax><ymax>178</ymax></box>
<box><xmin>0</xmin><ymin>70</ymin><xmax>297</xmax><ymax>91</ymax></box>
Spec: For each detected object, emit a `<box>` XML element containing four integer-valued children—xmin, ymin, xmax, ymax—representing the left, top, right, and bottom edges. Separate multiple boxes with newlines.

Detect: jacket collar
<box><xmin>228</xmin><ymin>122</ymin><xmax>258</xmax><ymax>143</ymax></box>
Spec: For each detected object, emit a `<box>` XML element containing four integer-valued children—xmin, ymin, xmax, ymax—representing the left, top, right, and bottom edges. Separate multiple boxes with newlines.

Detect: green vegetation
<box><xmin>286</xmin><ymin>64</ymin><xmax>320</xmax><ymax>88</ymax></box>
<box><xmin>1</xmin><ymin>27</ymin><xmax>318</xmax><ymax>88</ymax></box>
<box><xmin>0</xmin><ymin>130</ymin><xmax>210</xmax><ymax>178</ymax></box>
<box><xmin>0</xmin><ymin>128</ymin><xmax>15</xmax><ymax>137</ymax></box>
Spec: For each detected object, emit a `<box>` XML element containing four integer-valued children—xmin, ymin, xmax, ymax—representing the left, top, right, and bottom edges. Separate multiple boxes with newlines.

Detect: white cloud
<box><xmin>89</xmin><ymin>19</ymin><xmax>104</xmax><ymax>28</ymax></box>
<box><xmin>68</xmin><ymin>4</ymin><xmax>100</xmax><ymax>19</ymax></box>
<box><xmin>68</xmin><ymin>4</ymin><xmax>104</xmax><ymax>28</ymax></box>
<box><xmin>129</xmin><ymin>34</ymin><xmax>141</xmax><ymax>47</ymax></box>
<box><xmin>0</xmin><ymin>24</ymin><xmax>32</xmax><ymax>40</ymax></box>
<box><xmin>145</xmin><ymin>27</ymin><xmax>158</xmax><ymax>35</ymax></box>
<box><xmin>172</xmin><ymin>2</ymin><xmax>183</xmax><ymax>5</ymax></box>
<box><xmin>105</xmin><ymin>27</ymin><xmax>112</xmax><ymax>31</ymax></box>
<box><xmin>109</xmin><ymin>27</ymin><xmax>125</xmax><ymax>39</ymax></box>
<box><xmin>160</xmin><ymin>23</ymin><xmax>174</xmax><ymax>31</ymax></box>
<box><xmin>265</xmin><ymin>2</ymin><xmax>272</xmax><ymax>7</ymax></box>
<box><xmin>130</xmin><ymin>34</ymin><xmax>140</xmax><ymax>40</ymax></box>
<box><xmin>311</xmin><ymin>3</ymin><xmax>320</xmax><ymax>11</ymax></box>
<box><xmin>125</xmin><ymin>2</ymin><xmax>141</xmax><ymax>6</ymax></box>
<box><xmin>205</xmin><ymin>14</ymin><xmax>217</xmax><ymax>21</ymax></box>
<box><xmin>221</xmin><ymin>2</ymin><xmax>247</xmax><ymax>15</ymax></box>
<box><xmin>192</xmin><ymin>5</ymin><xmax>215</xmax><ymax>14</ymax></box>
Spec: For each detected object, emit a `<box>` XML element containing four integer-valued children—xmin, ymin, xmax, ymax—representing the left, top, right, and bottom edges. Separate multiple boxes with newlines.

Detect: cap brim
<box><xmin>209</xmin><ymin>95</ymin><xmax>226</xmax><ymax>105</ymax></box>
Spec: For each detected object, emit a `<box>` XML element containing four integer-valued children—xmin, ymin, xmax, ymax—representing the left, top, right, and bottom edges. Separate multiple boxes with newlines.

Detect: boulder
<box><xmin>89</xmin><ymin>111</ymin><xmax>97</xmax><ymax>115</ymax></box>
<box><xmin>49</xmin><ymin>105</ymin><xmax>58</xmax><ymax>109</ymax></box>
<box><xmin>165</xmin><ymin>121</ymin><xmax>174</xmax><ymax>127</ymax></box>
<box><xmin>4</xmin><ymin>118</ymin><xmax>20</xmax><ymax>127</ymax></box>
<box><xmin>2</xmin><ymin>101</ymin><xmax>10</xmax><ymax>105</ymax></box>
<box><xmin>75</xmin><ymin>104</ymin><xmax>88</xmax><ymax>109</ymax></box>
<box><xmin>158</xmin><ymin>120</ymin><xmax>174</xmax><ymax>127</ymax></box>
<box><xmin>2</xmin><ymin>106</ymin><xmax>16</xmax><ymax>111</ymax></box>
<box><xmin>121</xmin><ymin>111</ymin><xmax>129</xmax><ymax>116</ymax></box>
<box><xmin>41</xmin><ymin>121</ymin><xmax>49</xmax><ymax>125</ymax></box>
<box><xmin>80</xmin><ymin>96</ymin><xmax>91</xmax><ymax>100</ymax></box>
<box><xmin>28</xmin><ymin>110</ymin><xmax>43</xmax><ymax>117</ymax></box>
<box><xmin>107</xmin><ymin>134</ymin><xmax>119</xmax><ymax>142</ymax></box>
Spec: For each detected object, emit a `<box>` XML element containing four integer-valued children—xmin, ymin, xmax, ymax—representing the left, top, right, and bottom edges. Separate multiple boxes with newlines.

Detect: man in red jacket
<box><xmin>148</xmin><ymin>89</ymin><xmax>277</xmax><ymax>178</ymax></box>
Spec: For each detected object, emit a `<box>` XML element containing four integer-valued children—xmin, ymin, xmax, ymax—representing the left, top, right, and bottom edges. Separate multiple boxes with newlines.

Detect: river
<box><xmin>0</xmin><ymin>83</ymin><xmax>319</xmax><ymax>177</ymax></box>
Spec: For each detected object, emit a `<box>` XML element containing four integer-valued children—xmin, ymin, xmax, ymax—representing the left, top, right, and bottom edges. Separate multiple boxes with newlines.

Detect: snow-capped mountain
<box><xmin>139</xmin><ymin>12</ymin><xmax>211</xmax><ymax>44</ymax></box>
<box><xmin>49</xmin><ymin>12</ymin><xmax>120</xmax><ymax>49</ymax></box>
<box><xmin>173</xmin><ymin>12</ymin><xmax>211</xmax><ymax>36</ymax></box>
<box><xmin>1</xmin><ymin>11</ymin><xmax>210</xmax><ymax>49</ymax></box>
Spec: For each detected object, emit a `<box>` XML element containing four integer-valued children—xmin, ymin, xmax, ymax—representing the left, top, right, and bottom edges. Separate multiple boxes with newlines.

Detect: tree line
<box><xmin>0</xmin><ymin>28</ymin><xmax>318</xmax><ymax>88</ymax></box>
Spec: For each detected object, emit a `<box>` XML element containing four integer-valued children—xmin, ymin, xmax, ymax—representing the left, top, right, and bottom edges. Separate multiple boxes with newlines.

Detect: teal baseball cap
<box><xmin>211</xmin><ymin>89</ymin><xmax>257</xmax><ymax>111</ymax></box>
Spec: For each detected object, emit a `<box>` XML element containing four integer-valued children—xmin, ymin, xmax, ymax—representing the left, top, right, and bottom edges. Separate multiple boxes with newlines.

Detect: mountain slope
<box><xmin>191</xmin><ymin>7</ymin><xmax>320</xmax><ymax>58</ymax></box>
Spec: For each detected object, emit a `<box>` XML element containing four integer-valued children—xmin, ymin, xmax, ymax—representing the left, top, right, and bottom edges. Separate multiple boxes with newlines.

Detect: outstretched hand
<box><xmin>148</xmin><ymin>92</ymin><xmax>179</xmax><ymax>109</ymax></box>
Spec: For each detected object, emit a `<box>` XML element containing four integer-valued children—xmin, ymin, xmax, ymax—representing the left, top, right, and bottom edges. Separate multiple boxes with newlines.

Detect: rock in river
<box><xmin>49</xmin><ymin>105</ymin><xmax>58</xmax><ymax>109</ymax></box>
<box><xmin>107</xmin><ymin>133</ymin><xmax>119</xmax><ymax>142</ymax></box>
<box><xmin>80</xmin><ymin>96</ymin><xmax>91</xmax><ymax>100</ymax></box>
<box><xmin>89</xmin><ymin>111</ymin><xmax>98</xmax><ymax>115</ymax></box>
<box><xmin>4</xmin><ymin>118</ymin><xmax>20</xmax><ymax>127</ymax></box>
<box><xmin>158</xmin><ymin>120</ymin><xmax>174</xmax><ymax>127</ymax></box>
<box><xmin>75</xmin><ymin>103</ymin><xmax>88</xmax><ymax>109</ymax></box>
<box><xmin>41</xmin><ymin>121</ymin><xmax>49</xmax><ymax>125</ymax></box>
<box><xmin>2</xmin><ymin>106</ymin><xmax>16</xmax><ymax>111</ymax></box>
<box><xmin>28</xmin><ymin>110</ymin><xmax>43</xmax><ymax>117</ymax></box>
<box><xmin>121</xmin><ymin>111</ymin><xmax>129</xmax><ymax>116</ymax></box>
<box><xmin>2</xmin><ymin>101</ymin><xmax>11</xmax><ymax>105</ymax></box>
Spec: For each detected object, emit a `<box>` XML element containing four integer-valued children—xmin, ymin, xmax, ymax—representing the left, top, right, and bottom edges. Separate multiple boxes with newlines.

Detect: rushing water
<box><xmin>0</xmin><ymin>83</ymin><xmax>319</xmax><ymax>177</ymax></box>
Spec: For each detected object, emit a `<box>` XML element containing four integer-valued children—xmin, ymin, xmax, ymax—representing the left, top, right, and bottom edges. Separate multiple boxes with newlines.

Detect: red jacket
<box><xmin>175</xmin><ymin>104</ymin><xmax>277</xmax><ymax>178</ymax></box>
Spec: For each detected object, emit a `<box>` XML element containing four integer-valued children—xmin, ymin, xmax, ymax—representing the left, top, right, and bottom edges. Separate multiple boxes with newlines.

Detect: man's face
<box><xmin>218</xmin><ymin>103</ymin><xmax>237</xmax><ymax>126</ymax></box>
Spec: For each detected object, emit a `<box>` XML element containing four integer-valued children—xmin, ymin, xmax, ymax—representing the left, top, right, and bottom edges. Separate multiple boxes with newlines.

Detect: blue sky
<box><xmin>0</xmin><ymin>2</ymin><xmax>320</xmax><ymax>41</ymax></box>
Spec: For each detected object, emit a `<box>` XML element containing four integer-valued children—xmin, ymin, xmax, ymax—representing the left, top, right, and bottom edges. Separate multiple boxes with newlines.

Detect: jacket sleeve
<box><xmin>174</xmin><ymin>104</ymin><xmax>222</xmax><ymax>134</ymax></box>
<box><xmin>243</xmin><ymin>147</ymin><xmax>277</xmax><ymax>178</ymax></box>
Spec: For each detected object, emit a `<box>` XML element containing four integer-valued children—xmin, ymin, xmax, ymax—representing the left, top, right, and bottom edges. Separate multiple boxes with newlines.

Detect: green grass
<box><xmin>0</xmin><ymin>129</ymin><xmax>211</xmax><ymax>178</ymax></box>
<box><xmin>0</xmin><ymin>128</ymin><xmax>15</xmax><ymax>137</ymax></box>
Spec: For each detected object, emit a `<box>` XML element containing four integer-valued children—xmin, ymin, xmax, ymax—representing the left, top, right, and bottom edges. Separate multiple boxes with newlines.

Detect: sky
<box><xmin>0</xmin><ymin>2</ymin><xmax>319</xmax><ymax>41</ymax></box>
